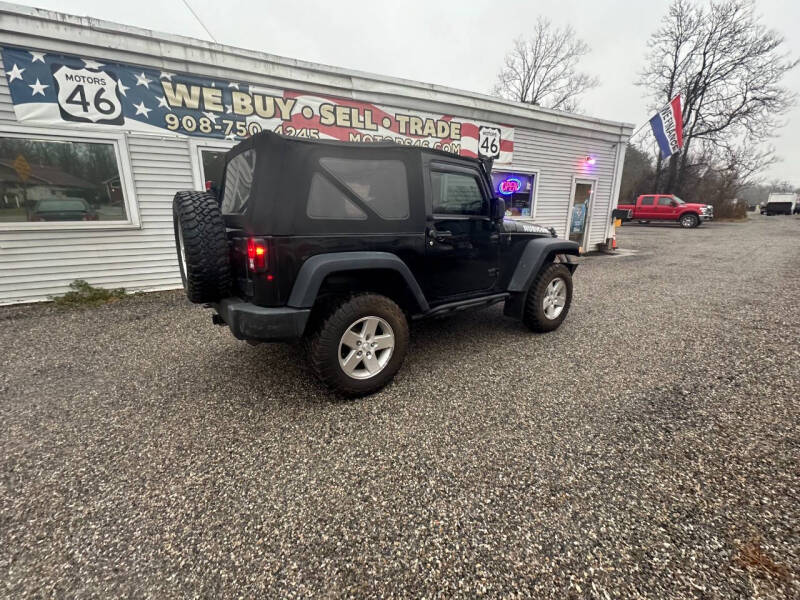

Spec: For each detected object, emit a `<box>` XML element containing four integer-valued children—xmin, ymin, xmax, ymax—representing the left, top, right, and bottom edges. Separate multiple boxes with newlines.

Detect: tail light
<box><xmin>246</xmin><ymin>237</ymin><xmax>268</xmax><ymax>272</ymax></box>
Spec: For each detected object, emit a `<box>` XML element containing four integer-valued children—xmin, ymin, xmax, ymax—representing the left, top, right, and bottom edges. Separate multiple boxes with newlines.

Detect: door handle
<box><xmin>428</xmin><ymin>228</ymin><xmax>453</xmax><ymax>243</ymax></box>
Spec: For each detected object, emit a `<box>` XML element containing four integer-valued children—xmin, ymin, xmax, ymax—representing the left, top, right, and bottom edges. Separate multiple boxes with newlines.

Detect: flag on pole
<box><xmin>649</xmin><ymin>95</ymin><xmax>683</xmax><ymax>159</ymax></box>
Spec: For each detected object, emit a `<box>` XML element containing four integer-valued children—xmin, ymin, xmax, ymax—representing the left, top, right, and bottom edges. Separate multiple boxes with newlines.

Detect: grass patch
<box><xmin>735</xmin><ymin>539</ymin><xmax>791</xmax><ymax>582</ymax></box>
<box><xmin>51</xmin><ymin>279</ymin><xmax>127</xmax><ymax>307</ymax></box>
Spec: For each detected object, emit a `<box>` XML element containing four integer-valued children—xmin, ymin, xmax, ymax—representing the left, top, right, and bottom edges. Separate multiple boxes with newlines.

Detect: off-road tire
<box><xmin>522</xmin><ymin>263</ymin><xmax>573</xmax><ymax>333</ymax></box>
<box><xmin>172</xmin><ymin>191</ymin><xmax>231</xmax><ymax>303</ymax></box>
<box><xmin>306</xmin><ymin>294</ymin><xmax>409</xmax><ymax>397</ymax></box>
<box><xmin>679</xmin><ymin>213</ymin><xmax>699</xmax><ymax>228</ymax></box>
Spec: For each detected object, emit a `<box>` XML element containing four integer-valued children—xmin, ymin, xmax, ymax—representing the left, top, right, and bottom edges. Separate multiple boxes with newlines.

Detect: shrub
<box><xmin>52</xmin><ymin>280</ymin><xmax>126</xmax><ymax>306</ymax></box>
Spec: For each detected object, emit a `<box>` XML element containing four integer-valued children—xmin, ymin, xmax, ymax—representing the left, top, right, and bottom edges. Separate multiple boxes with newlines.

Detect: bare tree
<box><xmin>618</xmin><ymin>143</ymin><xmax>656</xmax><ymax>204</ymax></box>
<box><xmin>767</xmin><ymin>179</ymin><xmax>795</xmax><ymax>193</ymax></box>
<box><xmin>493</xmin><ymin>18</ymin><xmax>598</xmax><ymax>112</ymax></box>
<box><xmin>639</xmin><ymin>0</ymin><xmax>798</xmax><ymax>193</ymax></box>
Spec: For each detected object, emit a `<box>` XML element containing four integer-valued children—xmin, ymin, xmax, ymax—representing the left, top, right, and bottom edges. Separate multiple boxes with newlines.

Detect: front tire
<box><xmin>522</xmin><ymin>263</ymin><xmax>573</xmax><ymax>333</ymax></box>
<box><xmin>680</xmin><ymin>213</ymin><xmax>699</xmax><ymax>228</ymax></box>
<box><xmin>307</xmin><ymin>294</ymin><xmax>409</xmax><ymax>397</ymax></box>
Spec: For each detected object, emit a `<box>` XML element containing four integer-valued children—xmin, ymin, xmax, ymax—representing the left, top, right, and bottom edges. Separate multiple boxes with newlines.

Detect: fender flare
<box><xmin>507</xmin><ymin>238</ymin><xmax>580</xmax><ymax>294</ymax></box>
<box><xmin>503</xmin><ymin>238</ymin><xmax>579</xmax><ymax>319</ymax></box>
<box><xmin>287</xmin><ymin>251</ymin><xmax>429</xmax><ymax>312</ymax></box>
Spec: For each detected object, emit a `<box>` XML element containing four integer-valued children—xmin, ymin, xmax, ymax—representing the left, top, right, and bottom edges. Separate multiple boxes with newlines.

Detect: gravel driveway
<box><xmin>2</xmin><ymin>215</ymin><xmax>798</xmax><ymax>598</ymax></box>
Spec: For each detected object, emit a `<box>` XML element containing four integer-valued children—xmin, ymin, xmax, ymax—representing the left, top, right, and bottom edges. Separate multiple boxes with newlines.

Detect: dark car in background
<box><xmin>30</xmin><ymin>198</ymin><xmax>98</xmax><ymax>222</ymax></box>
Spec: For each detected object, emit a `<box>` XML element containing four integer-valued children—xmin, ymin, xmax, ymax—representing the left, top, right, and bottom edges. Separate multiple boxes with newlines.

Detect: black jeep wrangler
<box><xmin>173</xmin><ymin>131</ymin><xmax>579</xmax><ymax>396</ymax></box>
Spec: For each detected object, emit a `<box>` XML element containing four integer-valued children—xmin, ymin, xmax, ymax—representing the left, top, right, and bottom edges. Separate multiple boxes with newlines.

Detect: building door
<box><xmin>190</xmin><ymin>140</ymin><xmax>235</xmax><ymax>194</ymax></box>
<box><xmin>421</xmin><ymin>164</ymin><xmax>500</xmax><ymax>302</ymax></box>
<box><xmin>568</xmin><ymin>179</ymin><xmax>594</xmax><ymax>251</ymax></box>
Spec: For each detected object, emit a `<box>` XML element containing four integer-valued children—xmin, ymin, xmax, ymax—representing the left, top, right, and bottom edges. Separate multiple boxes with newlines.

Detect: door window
<box><xmin>430</xmin><ymin>171</ymin><xmax>486</xmax><ymax>216</ymax></box>
<box><xmin>657</xmin><ymin>197</ymin><xmax>672</xmax><ymax>206</ymax></box>
<box><xmin>569</xmin><ymin>182</ymin><xmax>592</xmax><ymax>244</ymax></box>
<box><xmin>640</xmin><ymin>196</ymin><xmax>655</xmax><ymax>205</ymax></box>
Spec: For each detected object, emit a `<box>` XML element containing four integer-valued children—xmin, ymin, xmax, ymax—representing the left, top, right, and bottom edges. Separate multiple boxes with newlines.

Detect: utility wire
<box><xmin>181</xmin><ymin>0</ymin><xmax>217</xmax><ymax>43</ymax></box>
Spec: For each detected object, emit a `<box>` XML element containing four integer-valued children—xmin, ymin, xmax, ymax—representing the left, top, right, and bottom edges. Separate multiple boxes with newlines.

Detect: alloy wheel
<box><xmin>338</xmin><ymin>316</ymin><xmax>395</xmax><ymax>380</ymax></box>
<box><xmin>543</xmin><ymin>277</ymin><xmax>567</xmax><ymax>319</ymax></box>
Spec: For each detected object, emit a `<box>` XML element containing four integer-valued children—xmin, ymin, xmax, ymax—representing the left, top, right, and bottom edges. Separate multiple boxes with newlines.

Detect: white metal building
<box><xmin>0</xmin><ymin>2</ymin><xmax>632</xmax><ymax>305</ymax></box>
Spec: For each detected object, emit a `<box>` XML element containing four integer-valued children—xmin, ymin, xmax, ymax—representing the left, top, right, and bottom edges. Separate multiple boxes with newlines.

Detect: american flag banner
<box><xmin>2</xmin><ymin>46</ymin><xmax>514</xmax><ymax>164</ymax></box>
<box><xmin>649</xmin><ymin>95</ymin><xmax>683</xmax><ymax>159</ymax></box>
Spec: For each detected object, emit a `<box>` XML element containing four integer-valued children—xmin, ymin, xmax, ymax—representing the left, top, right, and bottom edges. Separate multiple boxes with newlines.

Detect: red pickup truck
<box><xmin>618</xmin><ymin>194</ymin><xmax>712</xmax><ymax>228</ymax></box>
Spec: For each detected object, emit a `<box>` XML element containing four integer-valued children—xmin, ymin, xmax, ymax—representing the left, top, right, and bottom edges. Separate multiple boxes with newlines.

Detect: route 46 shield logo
<box><xmin>478</xmin><ymin>126</ymin><xmax>501</xmax><ymax>159</ymax></box>
<box><xmin>51</xmin><ymin>64</ymin><xmax>124</xmax><ymax>125</ymax></box>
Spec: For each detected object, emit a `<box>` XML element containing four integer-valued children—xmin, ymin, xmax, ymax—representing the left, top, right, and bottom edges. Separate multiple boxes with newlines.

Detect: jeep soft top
<box><xmin>173</xmin><ymin>130</ymin><xmax>579</xmax><ymax>396</ymax></box>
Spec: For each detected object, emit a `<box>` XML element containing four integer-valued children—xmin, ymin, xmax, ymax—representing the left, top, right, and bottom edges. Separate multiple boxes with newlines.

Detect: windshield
<box><xmin>36</xmin><ymin>199</ymin><xmax>88</xmax><ymax>212</ymax></box>
<box><xmin>672</xmin><ymin>196</ymin><xmax>686</xmax><ymax>205</ymax></box>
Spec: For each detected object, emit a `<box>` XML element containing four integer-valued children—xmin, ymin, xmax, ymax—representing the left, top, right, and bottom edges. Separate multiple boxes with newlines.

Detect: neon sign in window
<box><xmin>491</xmin><ymin>172</ymin><xmax>535</xmax><ymax>217</ymax></box>
<box><xmin>497</xmin><ymin>177</ymin><xmax>521</xmax><ymax>195</ymax></box>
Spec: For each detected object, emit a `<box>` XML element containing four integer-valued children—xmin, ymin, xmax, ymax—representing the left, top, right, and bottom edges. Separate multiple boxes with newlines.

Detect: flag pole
<box><xmin>628</xmin><ymin>120</ymin><xmax>652</xmax><ymax>141</ymax></box>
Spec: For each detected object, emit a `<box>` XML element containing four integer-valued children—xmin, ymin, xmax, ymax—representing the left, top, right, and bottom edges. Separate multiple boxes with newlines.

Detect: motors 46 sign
<box><xmin>51</xmin><ymin>65</ymin><xmax>123</xmax><ymax>124</ymax></box>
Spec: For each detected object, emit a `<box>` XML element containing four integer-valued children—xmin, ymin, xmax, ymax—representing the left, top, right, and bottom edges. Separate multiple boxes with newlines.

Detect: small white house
<box><xmin>0</xmin><ymin>2</ymin><xmax>632</xmax><ymax>304</ymax></box>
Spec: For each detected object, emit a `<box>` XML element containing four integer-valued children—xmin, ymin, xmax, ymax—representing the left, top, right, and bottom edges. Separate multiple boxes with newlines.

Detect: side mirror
<box><xmin>490</xmin><ymin>197</ymin><xmax>506</xmax><ymax>220</ymax></box>
<box><xmin>671</xmin><ymin>200</ymin><xmax>679</xmax><ymax>207</ymax></box>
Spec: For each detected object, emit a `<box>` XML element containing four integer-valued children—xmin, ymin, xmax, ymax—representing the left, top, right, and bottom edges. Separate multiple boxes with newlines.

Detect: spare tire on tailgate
<box><xmin>172</xmin><ymin>191</ymin><xmax>231</xmax><ymax>303</ymax></box>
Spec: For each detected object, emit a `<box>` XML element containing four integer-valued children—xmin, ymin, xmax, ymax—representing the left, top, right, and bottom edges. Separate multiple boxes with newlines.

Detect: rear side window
<box><xmin>319</xmin><ymin>157</ymin><xmax>409</xmax><ymax>220</ymax></box>
<box><xmin>431</xmin><ymin>171</ymin><xmax>486</xmax><ymax>215</ymax></box>
<box><xmin>640</xmin><ymin>196</ymin><xmax>655</xmax><ymax>206</ymax></box>
<box><xmin>221</xmin><ymin>149</ymin><xmax>256</xmax><ymax>214</ymax></box>
<box><xmin>307</xmin><ymin>173</ymin><xmax>367</xmax><ymax>220</ymax></box>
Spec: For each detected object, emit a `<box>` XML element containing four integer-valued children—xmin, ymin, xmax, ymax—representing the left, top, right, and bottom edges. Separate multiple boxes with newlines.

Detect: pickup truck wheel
<box><xmin>680</xmin><ymin>213</ymin><xmax>699</xmax><ymax>228</ymax></box>
<box><xmin>307</xmin><ymin>294</ymin><xmax>409</xmax><ymax>397</ymax></box>
<box><xmin>172</xmin><ymin>191</ymin><xmax>231</xmax><ymax>303</ymax></box>
<box><xmin>522</xmin><ymin>263</ymin><xmax>573</xmax><ymax>333</ymax></box>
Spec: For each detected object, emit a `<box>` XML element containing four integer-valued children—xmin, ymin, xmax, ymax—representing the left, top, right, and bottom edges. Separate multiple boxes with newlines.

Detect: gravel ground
<box><xmin>1</xmin><ymin>214</ymin><xmax>799</xmax><ymax>598</ymax></box>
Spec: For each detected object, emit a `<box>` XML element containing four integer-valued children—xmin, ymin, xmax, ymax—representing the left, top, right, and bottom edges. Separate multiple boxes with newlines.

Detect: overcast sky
<box><xmin>14</xmin><ymin>0</ymin><xmax>800</xmax><ymax>185</ymax></box>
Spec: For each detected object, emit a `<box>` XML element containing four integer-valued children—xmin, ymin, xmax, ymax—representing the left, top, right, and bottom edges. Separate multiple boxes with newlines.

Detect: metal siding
<box><xmin>0</xmin><ymin>53</ymin><xmax>191</xmax><ymax>303</ymax></box>
<box><xmin>509</xmin><ymin>128</ymin><xmax>618</xmax><ymax>246</ymax></box>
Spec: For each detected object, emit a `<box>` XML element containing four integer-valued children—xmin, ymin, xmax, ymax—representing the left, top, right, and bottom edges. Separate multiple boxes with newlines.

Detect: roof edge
<box><xmin>0</xmin><ymin>1</ymin><xmax>635</xmax><ymax>135</ymax></box>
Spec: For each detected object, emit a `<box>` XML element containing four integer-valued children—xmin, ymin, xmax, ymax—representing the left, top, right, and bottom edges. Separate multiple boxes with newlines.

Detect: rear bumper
<box><xmin>212</xmin><ymin>298</ymin><xmax>311</xmax><ymax>342</ymax></box>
